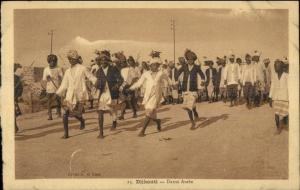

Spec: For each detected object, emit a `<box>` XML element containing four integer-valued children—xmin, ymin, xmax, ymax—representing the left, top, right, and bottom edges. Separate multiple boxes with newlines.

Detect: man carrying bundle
<box><xmin>42</xmin><ymin>54</ymin><xmax>63</xmax><ymax>120</ymax></box>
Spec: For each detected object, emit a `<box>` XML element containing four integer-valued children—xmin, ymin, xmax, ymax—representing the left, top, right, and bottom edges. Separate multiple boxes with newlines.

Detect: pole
<box><xmin>171</xmin><ymin>19</ymin><xmax>175</xmax><ymax>64</ymax></box>
<box><xmin>48</xmin><ymin>30</ymin><xmax>54</xmax><ymax>54</ymax></box>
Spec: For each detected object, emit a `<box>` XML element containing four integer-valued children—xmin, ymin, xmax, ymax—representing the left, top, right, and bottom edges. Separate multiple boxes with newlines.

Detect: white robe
<box><xmin>241</xmin><ymin>64</ymin><xmax>255</xmax><ymax>85</ymax></box>
<box><xmin>42</xmin><ymin>66</ymin><xmax>63</xmax><ymax>93</ymax></box>
<box><xmin>56</xmin><ymin>64</ymin><xmax>97</xmax><ymax>109</ymax></box>
<box><xmin>224</xmin><ymin>63</ymin><xmax>240</xmax><ymax>85</ymax></box>
<box><xmin>130</xmin><ymin>70</ymin><xmax>171</xmax><ymax>110</ymax></box>
<box><xmin>269</xmin><ymin>72</ymin><xmax>288</xmax><ymax>101</ymax></box>
<box><xmin>219</xmin><ymin>65</ymin><xmax>227</xmax><ymax>88</ymax></box>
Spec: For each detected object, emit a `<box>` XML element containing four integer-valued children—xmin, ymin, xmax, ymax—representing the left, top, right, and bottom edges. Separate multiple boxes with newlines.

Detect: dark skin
<box><xmin>150</xmin><ymin>63</ymin><xmax>160</xmax><ymax>73</ymax></box>
<box><xmin>49</xmin><ymin>59</ymin><xmax>57</xmax><ymax>69</ymax></box>
<box><xmin>128</xmin><ymin>60</ymin><xmax>136</xmax><ymax>67</ymax></box>
<box><xmin>252</xmin><ymin>56</ymin><xmax>260</xmax><ymax>62</ymax></box>
<box><xmin>99</xmin><ymin>57</ymin><xmax>110</xmax><ymax>69</ymax></box>
<box><xmin>68</xmin><ymin>57</ymin><xmax>79</xmax><ymax>67</ymax></box>
<box><xmin>264</xmin><ymin>61</ymin><xmax>270</xmax><ymax>68</ymax></box>
<box><xmin>187</xmin><ymin>59</ymin><xmax>195</xmax><ymax>66</ymax></box>
<box><xmin>274</xmin><ymin>61</ymin><xmax>283</xmax><ymax>79</ymax></box>
<box><xmin>47</xmin><ymin>60</ymin><xmax>58</xmax><ymax>81</ymax></box>
<box><xmin>246</xmin><ymin>57</ymin><xmax>252</xmax><ymax>65</ymax></box>
<box><xmin>142</xmin><ymin>62</ymin><xmax>149</xmax><ymax>71</ymax></box>
<box><xmin>236</xmin><ymin>59</ymin><xmax>242</xmax><ymax>65</ymax></box>
<box><xmin>169</xmin><ymin>63</ymin><xmax>175</xmax><ymax>69</ymax></box>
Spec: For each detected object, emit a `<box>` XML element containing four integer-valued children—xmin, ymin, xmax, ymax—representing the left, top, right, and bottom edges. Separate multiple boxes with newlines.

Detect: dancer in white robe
<box><xmin>129</xmin><ymin>51</ymin><xmax>172</xmax><ymax>137</ymax></box>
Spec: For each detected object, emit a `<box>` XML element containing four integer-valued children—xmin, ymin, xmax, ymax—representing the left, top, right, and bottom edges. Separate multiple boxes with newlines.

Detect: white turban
<box><xmin>253</xmin><ymin>50</ymin><xmax>260</xmax><ymax>57</ymax></box>
<box><xmin>149</xmin><ymin>57</ymin><xmax>162</xmax><ymax>65</ymax></box>
<box><xmin>67</xmin><ymin>49</ymin><xmax>80</xmax><ymax>60</ymax></box>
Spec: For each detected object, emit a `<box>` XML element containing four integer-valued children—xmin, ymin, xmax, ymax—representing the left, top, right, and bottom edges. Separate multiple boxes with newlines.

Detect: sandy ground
<box><xmin>15</xmin><ymin>101</ymin><xmax>288</xmax><ymax>179</ymax></box>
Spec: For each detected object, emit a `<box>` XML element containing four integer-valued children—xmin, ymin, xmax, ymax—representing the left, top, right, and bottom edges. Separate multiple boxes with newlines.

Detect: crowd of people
<box><xmin>14</xmin><ymin>48</ymin><xmax>289</xmax><ymax>138</ymax></box>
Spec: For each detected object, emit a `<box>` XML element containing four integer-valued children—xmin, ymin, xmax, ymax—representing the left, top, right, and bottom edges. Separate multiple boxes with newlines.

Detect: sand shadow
<box><xmin>160</xmin><ymin>117</ymin><xmax>207</xmax><ymax>132</ymax></box>
<box><xmin>69</xmin><ymin>128</ymin><xmax>99</xmax><ymax>138</ymax></box>
<box><xmin>111</xmin><ymin>117</ymin><xmax>171</xmax><ymax>135</ymax></box>
<box><xmin>21</xmin><ymin>120</ymin><xmax>77</xmax><ymax>132</ymax></box>
<box><xmin>15</xmin><ymin>121</ymin><xmax>98</xmax><ymax>141</ymax></box>
<box><xmin>122</xmin><ymin>107</ymin><xmax>170</xmax><ymax>119</ymax></box>
<box><xmin>196</xmin><ymin>114</ymin><xmax>229</xmax><ymax>129</ymax></box>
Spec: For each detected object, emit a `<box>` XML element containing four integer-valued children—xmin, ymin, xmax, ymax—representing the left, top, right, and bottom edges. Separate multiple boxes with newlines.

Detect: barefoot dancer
<box><xmin>95</xmin><ymin>50</ymin><xmax>125</xmax><ymax>139</ymax></box>
<box><xmin>56</xmin><ymin>50</ymin><xmax>97</xmax><ymax>139</ymax></box>
<box><xmin>176</xmin><ymin>49</ymin><xmax>205</xmax><ymax>129</ymax></box>
<box><xmin>129</xmin><ymin>51</ymin><xmax>172</xmax><ymax>137</ymax></box>
<box><xmin>42</xmin><ymin>54</ymin><xmax>63</xmax><ymax>120</ymax></box>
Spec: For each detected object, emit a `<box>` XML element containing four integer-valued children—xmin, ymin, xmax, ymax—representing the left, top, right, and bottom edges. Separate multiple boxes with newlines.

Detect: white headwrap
<box><xmin>253</xmin><ymin>50</ymin><xmax>260</xmax><ymax>57</ymax></box>
<box><xmin>67</xmin><ymin>49</ymin><xmax>80</xmax><ymax>60</ymax></box>
<box><xmin>149</xmin><ymin>57</ymin><xmax>162</xmax><ymax>65</ymax></box>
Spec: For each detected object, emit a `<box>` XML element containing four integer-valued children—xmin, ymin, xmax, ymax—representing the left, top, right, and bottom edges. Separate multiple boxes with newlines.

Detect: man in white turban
<box><xmin>56</xmin><ymin>49</ymin><xmax>97</xmax><ymax>139</ymax></box>
<box><xmin>129</xmin><ymin>51</ymin><xmax>172</xmax><ymax>137</ymax></box>
<box><xmin>224</xmin><ymin>54</ymin><xmax>241</xmax><ymax>106</ymax></box>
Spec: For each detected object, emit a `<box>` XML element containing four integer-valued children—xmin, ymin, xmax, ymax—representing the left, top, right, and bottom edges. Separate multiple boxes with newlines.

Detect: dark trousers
<box><xmin>227</xmin><ymin>84</ymin><xmax>238</xmax><ymax>102</ymax></box>
<box><xmin>121</xmin><ymin>90</ymin><xmax>137</xmax><ymax>117</ymax></box>
<box><xmin>15</xmin><ymin>100</ymin><xmax>21</xmax><ymax>132</ymax></box>
<box><xmin>254</xmin><ymin>90</ymin><xmax>261</xmax><ymax>106</ymax></box>
<box><xmin>243</xmin><ymin>82</ymin><xmax>254</xmax><ymax>105</ymax></box>
<box><xmin>47</xmin><ymin>93</ymin><xmax>61</xmax><ymax>118</ymax></box>
<box><xmin>62</xmin><ymin>103</ymin><xmax>85</xmax><ymax>138</ymax></box>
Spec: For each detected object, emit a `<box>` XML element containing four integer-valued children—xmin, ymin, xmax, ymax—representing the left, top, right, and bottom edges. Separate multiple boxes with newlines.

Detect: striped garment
<box><xmin>273</xmin><ymin>100</ymin><xmax>289</xmax><ymax>117</ymax></box>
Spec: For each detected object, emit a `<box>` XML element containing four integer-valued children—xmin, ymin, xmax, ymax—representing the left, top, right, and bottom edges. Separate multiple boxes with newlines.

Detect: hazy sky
<box><xmin>14</xmin><ymin>8</ymin><xmax>288</xmax><ymax>65</ymax></box>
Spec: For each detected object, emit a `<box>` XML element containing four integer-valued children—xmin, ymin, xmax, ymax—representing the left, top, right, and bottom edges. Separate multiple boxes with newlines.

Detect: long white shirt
<box><xmin>269</xmin><ymin>72</ymin><xmax>288</xmax><ymax>101</ymax></box>
<box><xmin>219</xmin><ymin>65</ymin><xmax>227</xmax><ymax>88</ymax></box>
<box><xmin>253</xmin><ymin>61</ymin><xmax>265</xmax><ymax>82</ymax></box>
<box><xmin>43</xmin><ymin>66</ymin><xmax>63</xmax><ymax>93</ymax></box>
<box><xmin>170</xmin><ymin>68</ymin><xmax>177</xmax><ymax>84</ymax></box>
<box><xmin>224</xmin><ymin>63</ymin><xmax>240</xmax><ymax>85</ymax></box>
<box><xmin>241</xmin><ymin>64</ymin><xmax>255</xmax><ymax>85</ymax></box>
<box><xmin>130</xmin><ymin>70</ymin><xmax>171</xmax><ymax>110</ymax></box>
<box><xmin>263</xmin><ymin>65</ymin><xmax>272</xmax><ymax>86</ymax></box>
<box><xmin>121</xmin><ymin>66</ymin><xmax>141</xmax><ymax>85</ymax></box>
<box><xmin>56</xmin><ymin>64</ymin><xmax>97</xmax><ymax>107</ymax></box>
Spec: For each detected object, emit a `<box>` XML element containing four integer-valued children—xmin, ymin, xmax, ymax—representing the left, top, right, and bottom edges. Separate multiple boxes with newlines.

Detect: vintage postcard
<box><xmin>1</xmin><ymin>1</ymin><xmax>299</xmax><ymax>190</ymax></box>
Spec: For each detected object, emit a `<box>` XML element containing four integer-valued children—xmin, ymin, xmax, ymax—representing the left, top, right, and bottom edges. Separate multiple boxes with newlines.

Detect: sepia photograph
<box><xmin>1</xmin><ymin>1</ymin><xmax>299</xmax><ymax>190</ymax></box>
